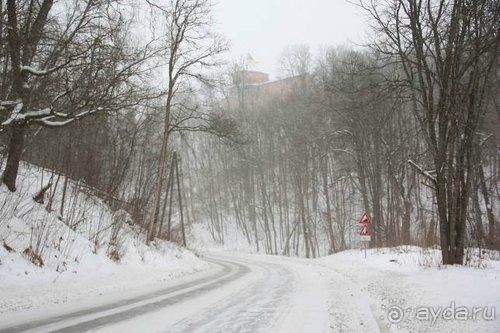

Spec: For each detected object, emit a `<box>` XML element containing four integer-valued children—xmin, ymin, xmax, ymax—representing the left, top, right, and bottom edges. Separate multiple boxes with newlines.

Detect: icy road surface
<box><xmin>0</xmin><ymin>253</ymin><xmax>332</xmax><ymax>333</ymax></box>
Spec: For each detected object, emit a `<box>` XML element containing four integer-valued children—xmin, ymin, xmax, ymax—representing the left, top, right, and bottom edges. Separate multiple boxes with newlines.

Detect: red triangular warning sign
<box><xmin>358</xmin><ymin>213</ymin><xmax>371</xmax><ymax>224</ymax></box>
<box><xmin>359</xmin><ymin>224</ymin><xmax>371</xmax><ymax>236</ymax></box>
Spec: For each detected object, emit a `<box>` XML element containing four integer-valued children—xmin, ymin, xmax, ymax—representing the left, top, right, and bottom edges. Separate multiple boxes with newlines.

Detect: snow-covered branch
<box><xmin>0</xmin><ymin>100</ymin><xmax>21</xmax><ymax>108</ymax></box>
<box><xmin>21</xmin><ymin>66</ymin><xmax>52</xmax><ymax>76</ymax></box>
<box><xmin>1</xmin><ymin>102</ymin><xmax>103</xmax><ymax>128</ymax></box>
<box><xmin>31</xmin><ymin>108</ymin><xmax>103</xmax><ymax>127</ymax></box>
<box><xmin>20</xmin><ymin>62</ymin><xmax>70</xmax><ymax>76</ymax></box>
<box><xmin>1</xmin><ymin>103</ymin><xmax>25</xmax><ymax>126</ymax></box>
<box><xmin>408</xmin><ymin>160</ymin><xmax>437</xmax><ymax>185</ymax></box>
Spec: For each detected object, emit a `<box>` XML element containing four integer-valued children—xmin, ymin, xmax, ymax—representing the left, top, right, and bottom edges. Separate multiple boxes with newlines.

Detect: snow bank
<box><xmin>0</xmin><ymin>162</ymin><xmax>209</xmax><ymax>315</ymax></box>
<box><xmin>317</xmin><ymin>246</ymin><xmax>500</xmax><ymax>332</ymax></box>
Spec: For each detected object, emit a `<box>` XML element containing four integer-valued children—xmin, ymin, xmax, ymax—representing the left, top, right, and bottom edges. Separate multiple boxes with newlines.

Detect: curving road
<box><xmin>0</xmin><ymin>253</ymin><xmax>330</xmax><ymax>333</ymax></box>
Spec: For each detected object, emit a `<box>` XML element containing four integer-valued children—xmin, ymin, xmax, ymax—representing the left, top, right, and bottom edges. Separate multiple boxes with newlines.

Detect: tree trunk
<box><xmin>476</xmin><ymin>148</ymin><xmax>497</xmax><ymax>249</ymax></box>
<box><xmin>175</xmin><ymin>152</ymin><xmax>186</xmax><ymax>247</ymax></box>
<box><xmin>2</xmin><ymin>124</ymin><xmax>26</xmax><ymax>192</ymax></box>
<box><xmin>158</xmin><ymin>163</ymin><xmax>175</xmax><ymax>238</ymax></box>
<box><xmin>401</xmin><ymin>200</ymin><xmax>411</xmax><ymax>244</ymax></box>
<box><xmin>320</xmin><ymin>154</ymin><xmax>336</xmax><ymax>254</ymax></box>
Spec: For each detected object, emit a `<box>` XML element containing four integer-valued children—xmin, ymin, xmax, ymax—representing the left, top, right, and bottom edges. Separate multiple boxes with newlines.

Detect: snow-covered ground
<box><xmin>316</xmin><ymin>246</ymin><xmax>500</xmax><ymax>332</ymax></box>
<box><xmin>1</xmin><ymin>163</ymin><xmax>498</xmax><ymax>332</ymax></box>
<box><xmin>0</xmin><ymin>163</ymin><xmax>209</xmax><ymax>316</ymax></box>
<box><xmin>190</xmin><ymin>222</ymin><xmax>257</xmax><ymax>254</ymax></box>
<box><xmin>191</xmin><ymin>220</ymin><xmax>500</xmax><ymax>331</ymax></box>
<box><xmin>1</xmin><ymin>246</ymin><xmax>498</xmax><ymax>332</ymax></box>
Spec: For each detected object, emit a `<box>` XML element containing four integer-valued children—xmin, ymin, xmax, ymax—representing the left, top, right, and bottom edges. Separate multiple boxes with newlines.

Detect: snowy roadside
<box><xmin>0</xmin><ymin>241</ymin><xmax>212</xmax><ymax>317</ymax></box>
<box><xmin>316</xmin><ymin>247</ymin><xmax>500</xmax><ymax>333</ymax></box>
<box><xmin>0</xmin><ymin>252</ymin><xmax>215</xmax><ymax>329</ymax></box>
<box><xmin>188</xmin><ymin>230</ymin><xmax>500</xmax><ymax>332</ymax></box>
<box><xmin>0</xmin><ymin>162</ymin><xmax>212</xmax><ymax>320</ymax></box>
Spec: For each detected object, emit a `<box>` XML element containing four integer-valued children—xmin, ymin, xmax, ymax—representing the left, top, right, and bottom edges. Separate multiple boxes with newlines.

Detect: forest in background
<box><xmin>0</xmin><ymin>0</ymin><xmax>498</xmax><ymax>265</ymax></box>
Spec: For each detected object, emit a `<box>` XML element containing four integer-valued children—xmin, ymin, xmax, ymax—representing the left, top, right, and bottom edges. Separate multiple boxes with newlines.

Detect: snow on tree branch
<box><xmin>31</xmin><ymin>108</ymin><xmax>103</xmax><ymax>127</ymax></box>
<box><xmin>408</xmin><ymin>160</ymin><xmax>437</xmax><ymax>185</ymax></box>
<box><xmin>0</xmin><ymin>100</ymin><xmax>21</xmax><ymax>109</ymax></box>
<box><xmin>20</xmin><ymin>61</ymin><xmax>73</xmax><ymax>76</ymax></box>
<box><xmin>1</xmin><ymin>103</ymin><xmax>25</xmax><ymax>126</ymax></box>
<box><xmin>20</xmin><ymin>66</ymin><xmax>51</xmax><ymax>76</ymax></box>
<box><xmin>1</xmin><ymin>103</ymin><xmax>103</xmax><ymax>128</ymax></box>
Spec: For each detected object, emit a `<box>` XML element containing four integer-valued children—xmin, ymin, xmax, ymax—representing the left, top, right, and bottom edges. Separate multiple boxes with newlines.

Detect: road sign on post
<box><xmin>359</xmin><ymin>213</ymin><xmax>372</xmax><ymax>258</ymax></box>
<box><xmin>360</xmin><ymin>235</ymin><xmax>371</xmax><ymax>242</ymax></box>
<box><xmin>359</xmin><ymin>213</ymin><xmax>372</xmax><ymax>225</ymax></box>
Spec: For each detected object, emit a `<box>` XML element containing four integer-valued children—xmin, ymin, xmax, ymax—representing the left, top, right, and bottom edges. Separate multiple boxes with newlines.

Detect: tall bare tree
<box><xmin>360</xmin><ymin>0</ymin><xmax>500</xmax><ymax>264</ymax></box>
<box><xmin>0</xmin><ymin>0</ymin><xmax>157</xmax><ymax>191</ymax></box>
<box><xmin>146</xmin><ymin>0</ymin><xmax>226</xmax><ymax>244</ymax></box>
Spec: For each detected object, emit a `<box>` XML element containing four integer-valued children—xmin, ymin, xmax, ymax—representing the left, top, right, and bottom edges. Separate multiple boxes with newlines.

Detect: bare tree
<box><xmin>0</xmin><ymin>0</ymin><xmax>158</xmax><ymax>191</ymax></box>
<box><xmin>145</xmin><ymin>0</ymin><xmax>227</xmax><ymax>244</ymax></box>
<box><xmin>359</xmin><ymin>0</ymin><xmax>500</xmax><ymax>264</ymax></box>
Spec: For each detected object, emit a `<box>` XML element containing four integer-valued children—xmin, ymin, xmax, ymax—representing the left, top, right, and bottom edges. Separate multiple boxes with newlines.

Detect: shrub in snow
<box><xmin>22</xmin><ymin>246</ymin><xmax>44</xmax><ymax>267</ymax></box>
<box><xmin>0</xmin><ymin>162</ymin><xmax>207</xmax><ymax>286</ymax></box>
<box><xmin>107</xmin><ymin>210</ymin><xmax>130</xmax><ymax>262</ymax></box>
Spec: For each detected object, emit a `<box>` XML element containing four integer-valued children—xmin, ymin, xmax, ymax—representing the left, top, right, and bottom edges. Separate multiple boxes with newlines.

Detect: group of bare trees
<box><xmin>145</xmin><ymin>0</ymin><xmax>226</xmax><ymax>244</ymax></box>
<box><xmin>0</xmin><ymin>0</ymin><xmax>233</xmax><ymax>248</ymax></box>
<box><xmin>0</xmin><ymin>0</ymin><xmax>159</xmax><ymax>191</ymax></box>
<box><xmin>360</xmin><ymin>0</ymin><xmax>499</xmax><ymax>264</ymax></box>
<box><xmin>1</xmin><ymin>0</ymin><xmax>498</xmax><ymax>265</ymax></box>
<box><xmin>188</xmin><ymin>1</ymin><xmax>499</xmax><ymax>264</ymax></box>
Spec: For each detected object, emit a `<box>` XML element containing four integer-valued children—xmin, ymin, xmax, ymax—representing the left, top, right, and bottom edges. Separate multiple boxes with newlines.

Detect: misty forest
<box><xmin>0</xmin><ymin>1</ymin><xmax>499</xmax><ymax>332</ymax></box>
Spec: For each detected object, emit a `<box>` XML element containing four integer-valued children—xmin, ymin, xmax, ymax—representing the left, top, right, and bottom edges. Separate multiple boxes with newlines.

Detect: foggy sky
<box><xmin>214</xmin><ymin>0</ymin><xmax>368</xmax><ymax>79</ymax></box>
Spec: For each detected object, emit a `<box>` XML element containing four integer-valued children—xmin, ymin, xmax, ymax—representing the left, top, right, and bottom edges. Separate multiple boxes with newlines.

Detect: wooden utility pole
<box><xmin>166</xmin><ymin>154</ymin><xmax>176</xmax><ymax>241</ymax></box>
<box><xmin>158</xmin><ymin>161</ymin><xmax>175</xmax><ymax>238</ymax></box>
<box><xmin>175</xmin><ymin>152</ymin><xmax>187</xmax><ymax>247</ymax></box>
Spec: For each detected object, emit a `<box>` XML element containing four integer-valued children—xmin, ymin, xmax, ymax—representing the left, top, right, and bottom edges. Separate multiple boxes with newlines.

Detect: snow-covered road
<box><xmin>0</xmin><ymin>252</ymin><xmax>331</xmax><ymax>333</ymax></box>
<box><xmin>2</xmin><ymin>249</ymin><xmax>499</xmax><ymax>332</ymax></box>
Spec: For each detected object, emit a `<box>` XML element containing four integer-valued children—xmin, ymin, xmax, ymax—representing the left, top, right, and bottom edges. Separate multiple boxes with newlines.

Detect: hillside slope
<box><xmin>0</xmin><ymin>162</ymin><xmax>209</xmax><ymax>314</ymax></box>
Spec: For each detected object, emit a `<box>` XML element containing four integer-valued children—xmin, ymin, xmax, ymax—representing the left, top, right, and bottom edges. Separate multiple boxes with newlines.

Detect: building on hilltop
<box><xmin>229</xmin><ymin>70</ymin><xmax>309</xmax><ymax>110</ymax></box>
